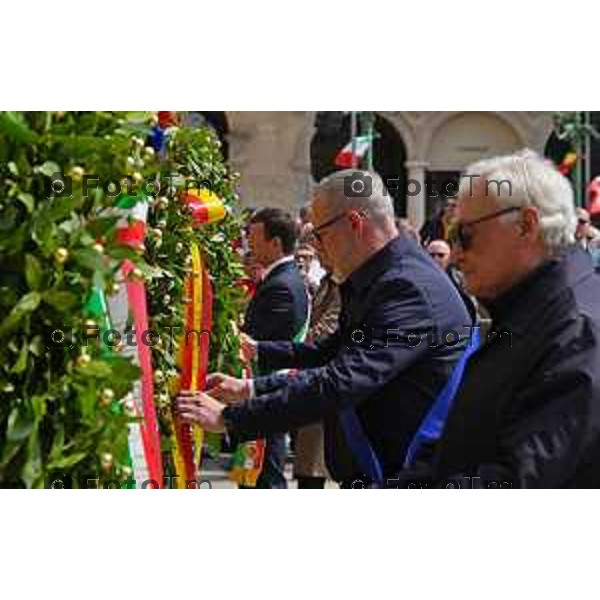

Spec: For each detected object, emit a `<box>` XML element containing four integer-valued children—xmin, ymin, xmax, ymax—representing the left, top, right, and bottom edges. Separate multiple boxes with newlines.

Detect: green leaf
<box><xmin>0</xmin><ymin>292</ymin><xmax>42</xmax><ymax>335</ymax></box>
<box><xmin>47</xmin><ymin>452</ymin><xmax>88</xmax><ymax>470</ymax></box>
<box><xmin>76</xmin><ymin>359</ymin><xmax>112</xmax><ymax>378</ymax></box>
<box><xmin>43</xmin><ymin>290</ymin><xmax>78</xmax><ymax>310</ymax></box>
<box><xmin>28</xmin><ymin>336</ymin><xmax>44</xmax><ymax>357</ymax></box>
<box><xmin>38</xmin><ymin>161</ymin><xmax>61</xmax><ymax>178</ymax></box>
<box><xmin>73</xmin><ymin>248</ymin><xmax>104</xmax><ymax>272</ymax></box>
<box><xmin>11</xmin><ymin>341</ymin><xmax>28</xmax><ymax>374</ymax></box>
<box><xmin>25</xmin><ymin>254</ymin><xmax>43</xmax><ymax>291</ymax></box>
<box><xmin>6</xmin><ymin>404</ymin><xmax>34</xmax><ymax>442</ymax></box>
<box><xmin>46</xmin><ymin>195</ymin><xmax>84</xmax><ymax>222</ymax></box>
<box><xmin>0</xmin><ymin>112</ymin><xmax>39</xmax><ymax>144</ymax></box>
<box><xmin>8</xmin><ymin>161</ymin><xmax>18</xmax><ymax>175</ymax></box>
<box><xmin>32</xmin><ymin>212</ymin><xmax>56</xmax><ymax>252</ymax></box>
<box><xmin>106</xmin><ymin>245</ymin><xmax>143</xmax><ymax>262</ymax></box>
<box><xmin>17</xmin><ymin>192</ymin><xmax>35</xmax><ymax>213</ymax></box>
<box><xmin>21</xmin><ymin>430</ymin><xmax>42</xmax><ymax>488</ymax></box>
<box><xmin>87</xmin><ymin>216</ymin><xmax>119</xmax><ymax>240</ymax></box>
<box><xmin>103</xmin><ymin>355</ymin><xmax>141</xmax><ymax>382</ymax></box>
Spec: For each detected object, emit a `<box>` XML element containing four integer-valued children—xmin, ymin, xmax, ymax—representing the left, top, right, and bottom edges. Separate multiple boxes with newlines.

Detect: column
<box><xmin>404</xmin><ymin>160</ymin><xmax>428</xmax><ymax>229</ymax></box>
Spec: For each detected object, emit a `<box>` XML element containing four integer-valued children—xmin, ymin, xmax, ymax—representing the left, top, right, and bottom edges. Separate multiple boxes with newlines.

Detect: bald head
<box><xmin>427</xmin><ymin>239</ymin><xmax>451</xmax><ymax>271</ymax></box>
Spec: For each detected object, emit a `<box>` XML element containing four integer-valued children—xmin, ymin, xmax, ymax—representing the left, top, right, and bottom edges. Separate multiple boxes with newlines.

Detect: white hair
<box><xmin>314</xmin><ymin>169</ymin><xmax>395</xmax><ymax>226</ymax></box>
<box><xmin>458</xmin><ymin>149</ymin><xmax>577</xmax><ymax>249</ymax></box>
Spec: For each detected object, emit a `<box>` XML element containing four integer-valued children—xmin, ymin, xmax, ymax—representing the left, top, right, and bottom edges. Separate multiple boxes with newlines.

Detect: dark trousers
<box><xmin>255</xmin><ymin>433</ymin><xmax>288</xmax><ymax>489</ymax></box>
<box><xmin>297</xmin><ymin>476</ymin><xmax>326</xmax><ymax>489</ymax></box>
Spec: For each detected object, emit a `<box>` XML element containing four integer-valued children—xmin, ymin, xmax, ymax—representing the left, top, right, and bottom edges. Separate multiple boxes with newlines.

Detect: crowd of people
<box><xmin>177</xmin><ymin>148</ymin><xmax>600</xmax><ymax>488</ymax></box>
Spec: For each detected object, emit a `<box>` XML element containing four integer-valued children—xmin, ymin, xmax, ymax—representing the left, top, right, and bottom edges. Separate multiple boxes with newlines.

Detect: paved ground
<box><xmin>199</xmin><ymin>454</ymin><xmax>338</xmax><ymax>489</ymax></box>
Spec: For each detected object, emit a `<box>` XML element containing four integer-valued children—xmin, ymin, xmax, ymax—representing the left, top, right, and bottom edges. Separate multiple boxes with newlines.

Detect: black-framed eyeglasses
<box><xmin>448</xmin><ymin>206</ymin><xmax>521</xmax><ymax>251</ymax></box>
<box><xmin>311</xmin><ymin>212</ymin><xmax>348</xmax><ymax>242</ymax></box>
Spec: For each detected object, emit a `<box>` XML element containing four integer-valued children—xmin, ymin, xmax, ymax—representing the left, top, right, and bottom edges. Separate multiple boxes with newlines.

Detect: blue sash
<box><xmin>339</xmin><ymin>327</ymin><xmax>480</xmax><ymax>485</ymax></box>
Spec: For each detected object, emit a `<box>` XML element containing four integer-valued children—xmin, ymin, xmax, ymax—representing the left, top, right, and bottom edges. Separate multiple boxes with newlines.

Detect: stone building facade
<box><xmin>219</xmin><ymin>112</ymin><xmax>555</xmax><ymax>228</ymax></box>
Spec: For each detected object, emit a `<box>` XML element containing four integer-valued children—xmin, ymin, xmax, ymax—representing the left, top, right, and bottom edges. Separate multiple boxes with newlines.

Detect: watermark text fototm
<box><xmin>46</xmin><ymin>171</ymin><xmax>215</xmax><ymax>200</ymax></box>
<box><xmin>45</xmin><ymin>324</ymin><xmax>211</xmax><ymax>352</ymax></box>
<box><xmin>343</xmin><ymin>171</ymin><xmax>513</xmax><ymax>200</ymax></box>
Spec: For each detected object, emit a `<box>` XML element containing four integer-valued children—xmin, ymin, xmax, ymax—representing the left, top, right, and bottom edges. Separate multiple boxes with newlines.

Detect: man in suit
<box><xmin>178</xmin><ymin>170</ymin><xmax>473</xmax><ymax>487</ymax></box>
<box><xmin>241</xmin><ymin>208</ymin><xmax>309</xmax><ymax>488</ymax></box>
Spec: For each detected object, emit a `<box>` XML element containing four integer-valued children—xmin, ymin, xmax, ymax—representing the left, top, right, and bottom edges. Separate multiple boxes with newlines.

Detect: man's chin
<box><xmin>462</xmin><ymin>276</ymin><xmax>481</xmax><ymax>298</ymax></box>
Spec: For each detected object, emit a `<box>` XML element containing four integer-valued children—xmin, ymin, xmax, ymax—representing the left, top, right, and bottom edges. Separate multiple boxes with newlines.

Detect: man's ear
<box><xmin>520</xmin><ymin>207</ymin><xmax>539</xmax><ymax>237</ymax></box>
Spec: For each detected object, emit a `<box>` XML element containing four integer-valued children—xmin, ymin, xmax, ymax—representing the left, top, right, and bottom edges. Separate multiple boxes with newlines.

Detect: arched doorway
<box><xmin>425</xmin><ymin>112</ymin><xmax>524</xmax><ymax>219</ymax></box>
<box><xmin>309</xmin><ymin>112</ymin><xmax>407</xmax><ymax>214</ymax></box>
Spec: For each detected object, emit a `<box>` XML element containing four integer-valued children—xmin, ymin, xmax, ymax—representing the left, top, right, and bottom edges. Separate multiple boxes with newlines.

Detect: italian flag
<box><xmin>334</xmin><ymin>135</ymin><xmax>372</xmax><ymax>168</ymax></box>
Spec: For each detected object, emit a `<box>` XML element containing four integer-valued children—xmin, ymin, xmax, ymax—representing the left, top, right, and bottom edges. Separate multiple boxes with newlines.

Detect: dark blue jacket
<box><xmin>243</xmin><ymin>259</ymin><xmax>309</xmax><ymax>342</ymax></box>
<box><xmin>224</xmin><ymin>236</ymin><xmax>473</xmax><ymax>482</ymax></box>
<box><xmin>429</xmin><ymin>247</ymin><xmax>600</xmax><ymax>488</ymax></box>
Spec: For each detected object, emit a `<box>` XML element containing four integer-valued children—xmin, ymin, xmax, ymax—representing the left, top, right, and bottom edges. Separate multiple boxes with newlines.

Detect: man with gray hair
<box><xmin>177</xmin><ymin>169</ymin><xmax>473</xmax><ymax>487</ymax></box>
<box><xmin>426</xmin><ymin>149</ymin><xmax>600</xmax><ymax>487</ymax></box>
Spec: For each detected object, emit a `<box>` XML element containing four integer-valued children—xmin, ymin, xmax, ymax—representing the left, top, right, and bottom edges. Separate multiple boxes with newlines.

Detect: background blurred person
<box><xmin>427</xmin><ymin>239</ymin><xmax>451</xmax><ymax>271</ymax></box>
<box><xmin>420</xmin><ymin>197</ymin><xmax>458</xmax><ymax>245</ymax></box>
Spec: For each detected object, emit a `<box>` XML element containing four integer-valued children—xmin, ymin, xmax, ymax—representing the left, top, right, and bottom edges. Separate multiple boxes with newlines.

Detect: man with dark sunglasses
<box><xmin>427</xmin><ymin>240</ymin><xmax>452</xmax><ymax>271</ymax></box>
<box><xmin>424</xmin><ymin>149</ymin><xmax>600</xmax><ymax>488</ymax></box>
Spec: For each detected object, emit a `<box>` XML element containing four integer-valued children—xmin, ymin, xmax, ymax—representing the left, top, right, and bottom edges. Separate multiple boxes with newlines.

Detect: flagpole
<box><xmin>350</xmin><ymin>111</ymin><xmax>358</xmax><ymax>168</ymax></box>
<box><xmin>364</xmin><ymin>112</ymin><xmax>375</xmax><ymax>171</ymax></box>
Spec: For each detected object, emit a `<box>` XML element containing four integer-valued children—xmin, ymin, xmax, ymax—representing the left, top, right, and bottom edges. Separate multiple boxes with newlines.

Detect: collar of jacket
<box><xmin>261</xmin><ymin>255</ymin><xmax>295</xmax><ymax>282</ymax></box>
<box><xmin>483</xmin><ymin>245</ymin><xmax>594</xmax><ymax>337</ymax></box>
<box><xmin>342</xmin><ymin>235</ymin><xmax>408</xmax><ymax>296</ymax></box>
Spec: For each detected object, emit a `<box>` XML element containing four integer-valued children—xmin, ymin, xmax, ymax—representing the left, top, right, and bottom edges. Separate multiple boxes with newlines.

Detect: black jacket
<box><xmin>430</xmin><ymin>246</ymin><xmax>600</xmax><ymax>488</ymax></box>
<box><xmin>224</xmin><ymin>236</ymin><xmax>473</xmax><ymax>482</ymax></box>
<box><xmin>243</xmin><ymin>258</ymin><xmax>309</xmax><ymax>342</ymax></box>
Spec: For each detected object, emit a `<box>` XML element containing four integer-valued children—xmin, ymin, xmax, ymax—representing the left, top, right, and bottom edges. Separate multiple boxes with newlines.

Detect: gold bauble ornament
<box><xmin>70</xmin><ymin>166</ymin><xmax>84</xmax><ymax>181</ymax></box>
<box><xmin>100</xmin><ymin>453</ymin><xmax>114</xmax><ymax>472</ymax></box>
<box><xmin>132</xmin><ymin>136</ymin><xmax>144</xmax><ymax>148</ymax></box>
<box><xmin>100</xmin><ymin>388</ymin><xmax>115</xmax><ymax>406</ymax></box>
<box><xmin>126</xmin><ymin>156</ymin><xmax>135</xmax><ymax>169</ymax></box>
<box><xmin>157</xmin><ymin>196</ymin><xmax>169</xmax><ymax>210</ymax></box>
<box><xmin>121</xmin><ymin>466</ymin><xmax>133</xmax><ymax>478</ymax></box>
<box><xmin>76</xmin><ymin>353</ymin><xmax>91</xmax><ymax>368</ymax></box>
<box><xmin>92</xmin><ymin>243</ymin><xmax>104</xmax><ymax>254</ymax></box>
<box><xmin>54</xmin><ymin>247</ymin><xmax>69</xmax><ymax>264</ymax></box>
<box><xmin>132</xmin><ymin>172</ymin><xmax>144</xmax><ymax>184</ymax></box>
<box><xmin>157</xmin><ymin>219</ymin><xmax>167</xmax><ymax>229</ymax></box>
<box><xmin>111</xmin><ymin>282</ymin><xmax>121</xmax><ymax>294</ymax></box>
<box><xmin>144</xmin><ymin>146</ymin><xmax>155</xmax><ymax>159</ymax></box>
<box><xmin>151</xmin><ymin>228</ymin><xmax>163</xmax><ymax>239</ymax></box>
<box><xmin>84</xmin><ymin>319</ymin><xmax>99</xmax><ymax>337</ymax></box>
<box><xmin>131</xmin><ymin>268</ymin><xmax>144</xmax><ymax>280</ymax></box>
<box><xmin>175</xmin><ymin>242</ymin><xmax>183</xmax><ymax>253</ymax></box>
<box><xmin>154</xmin><ymin>370</ymin><xmax>164</xmax><ymax>382</ymax></box>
